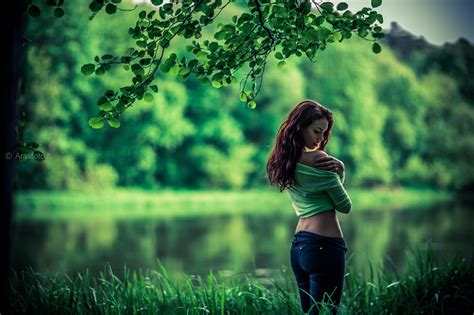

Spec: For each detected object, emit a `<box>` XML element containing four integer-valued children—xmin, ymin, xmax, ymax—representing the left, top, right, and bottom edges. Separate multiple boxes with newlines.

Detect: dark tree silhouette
<box><xmin>1</xmin><ymin>2</ymin><xmax>25</xmax><ymax>312</ymax></box>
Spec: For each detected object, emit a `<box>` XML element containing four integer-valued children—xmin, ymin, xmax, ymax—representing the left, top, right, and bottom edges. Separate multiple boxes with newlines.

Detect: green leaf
<box><xmin>214</xmin><ymin>30</ymin><xmax>227</xmax><ymax>40</ymax></box>
<box><xmin>315</xmin><ymin>16</ymin><xmax>325</xmax><ymax>26</ymax></box>
<box><xmin>372</xmin><ymin>42</ymin><xmax>382</xmax><ymax>54</ymax></box>
<box><xmin>168</xmin><ymin>53</ymin><xmax>177</xmax><ymax>62</ymax></box>
<box><xmin>358</xmin><ymin>29</ymin><xmax>369</xmax><ymax>37</ymax></box>
<box><xmin>376</xmin><ymin>14</ymin><xmax>384</xmax><ymax>23</ymax></box>
<box><xmin>28</xmin><ymin>5</ymin><xmax>41</xmax><ymax>17</ymax></box>
<box><xmin>144</xmin><ymin>93</ymin><xmax>154</xmax><ymax>102</ymax></box>
<box><xmin>330</xmin><ymin>32</ymin><xmax>343</xmax><ymax>42</ymax></box>
<box><xmin>97</xmin><ymin>96</ymin><xmax>109</xmax><ymax>106</ymax></box>
<box><xmin>105</xmin><ymin>3</ymin><xmax>117</xmax><ymax>14</ymax></box>
<box><xmin>170</xmin><ymin>24</ymin><xmax>183</xmax><ymax>35</ymax></box>
<box><xmin>319</xmin><ymin>2</ymin><xmax>334</xmax><ymax>12</ymax></box>
<box><xmin>371</xmin><ymin>0</ymin><xmax>382</xmax><ymax>8</ymax></box>
<box><xmin>277</xmin><ymin>61</ymin><xmax>286</xmax><ymax>70</ymax></box>
<box><xmin>150</xmin><ymin>85</ymin><xmax>158</xmax><ymax>92</ymax></box>
<box><xmin>306</xmin><ymin>28</ymin><xmax>319</xmax><ymax>41</ymax></box>
<box><xmin>81</xmin><ymin>64</ymin><xmax>95</xmax><ymax>76</ymax></box>
<box><xmin>169</xmin><ymin>64</ymin><xmax>180</xmax><ymax>75</ymax></box>
<box><xmin>367</xmin><ymin>15</ymin><xmax>377</xmax><ymax>24</ymax></box>
<box><xmin>89</xmin><ymin>117</ymin><xmax>104</xmax><ymax>129</ymax></box>
<box><xmin>139</xmin><ymin>58</ymin><xmax>151</xmax><ymax>66</ymax></box>
<box><xmin>212</xmin><ymin>72</ymin><xmax>223</xmax><ymax>82</ymax></box>
<box><xmin>89</xmin><ymin>1</ymin><xmax>103</xmax><ymax>12</ymax></box>
<box><xmin>336</xmin><ymin>2</ymin><xmax>348</xmax><ymax>10</ymax></box>
<box><xmin>211</xmin><ymin>81</ymin><xmax>222</xmax><ymax>88</ymax></box>
<box><xmin>209</xmin><ymin>42</ymin><xmax>219</xmax><ymax>52</ymax></box>
<box><xmin>301</xmin><ymin>1</ymin><xmax>312</xmax><ymax>14</ymax></box>
<box><xmin>116</xmin><ymin>103</ymin><xmax>126</xmax><ymax>112</ymax></box>
<box><xmin>95</xmin><ymin>66</ymin><xmax>105</xmax><ymax>76</ymax></box>
<box><xmin>240</xmin><ymin>92</ymin><xmax>247</xmax><ymax>102</ymax></box>
<box><xmin>151</xmin><ymin>0</ymin><xmax>163</xmax><ymax>5</ymax></box>
<box><xmin>373</xmin><ymin>32</ymin><xmax>385</xmax><ymax>39</ymax></box>
<box><xmin>247</xmin><ymin>101</ymin><xmax>256</xmax><ymax>109</ymax></box>
<box><xmin>131</xmin><ymin>64</ymin><xmax>145</xmax><ymax>76</ymax></box>
<box><xmin>160</xmin><ymin>62</ymin><xmax>173</xmax><ymax>73</ymax></box>
<box><xmin>147</xmin><ymin>10</ymin><xmax>156</xmax><ymax>19</ymax></box>
<box><xmin>275</xmin><ymin>52</ymin><xmax>284</xmax><ymax>60</ymax></box>
<box><xmin>107</xmin><ymin>118</ymin><xmax>121</xmax><ymax>128</ymax></box>
<box><xmin>105</xmin><ymin>90</ymin><xmax>115</xmax><ymax>97</ymax></box>
<box><xmin>136</xmin><ymin>40</ymin><xmax>147</xmax><ymax>48</ymax></box>
<box><xmin>53</xmin><ymin>7</ymin><xmax>64</xmax><ymax>17</ymax></box>
<box><xmin>319</xmin><ymin>27</ymin><xmax>332</xmax><ymax>40</ymax></box>
<box><xmin>99</xmin><ymin>102</ymin><xmax>113</xmax><ymax>111</ymax></box>
<box><xmin>178</xmin><ymin>67</ymin><xmax>191</xmax><ymax>77</ymax></box>
<box><xmin>196</xmin><ymin>51</ymin><xmax>208</xmax><ymax>62</ymax></box>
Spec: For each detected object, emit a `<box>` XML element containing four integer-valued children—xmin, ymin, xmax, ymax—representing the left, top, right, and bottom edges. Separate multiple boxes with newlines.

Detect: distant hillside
<box><xmin>384</xmin><ymin>22</ymin><xmax>474</xmax><ymax>103</ymax></box>
<box><xmin>384</xmin><ymin>22</ymin><xmax>438</xmax><ymax>60</ymax></box>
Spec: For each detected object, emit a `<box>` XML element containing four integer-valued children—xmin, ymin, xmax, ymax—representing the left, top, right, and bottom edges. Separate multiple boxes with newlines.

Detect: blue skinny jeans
<box><xmin>290</xmin><ymin>230</ymin><xmax>348</xmax><ymax>315</ymax></box>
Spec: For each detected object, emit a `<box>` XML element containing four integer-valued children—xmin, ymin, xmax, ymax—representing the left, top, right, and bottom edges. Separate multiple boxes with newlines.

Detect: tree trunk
<box><xmin>0</xmin><ymin>1</ymin><xmax>25</xmax><ymax>312</ymax></box>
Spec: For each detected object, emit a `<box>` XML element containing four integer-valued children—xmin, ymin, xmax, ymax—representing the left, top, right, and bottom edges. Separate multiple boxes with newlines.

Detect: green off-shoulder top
<box><xmin>287</xmin><ymin>162</ymin><xmax>352</xmax><ymax>218</ymax></box>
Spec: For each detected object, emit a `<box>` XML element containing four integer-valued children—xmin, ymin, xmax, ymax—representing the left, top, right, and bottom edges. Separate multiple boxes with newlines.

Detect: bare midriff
<box><xmin>294</xmin><ymin>209</ymin><xmax>344</xmax><ymax>238</ymax></box>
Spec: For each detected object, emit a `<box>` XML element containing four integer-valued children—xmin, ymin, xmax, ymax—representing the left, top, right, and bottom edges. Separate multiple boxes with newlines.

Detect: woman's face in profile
<box><xmin>302</xmin><ymin>118</ymin><xmax>329</xmax><ymax>150</ymax></box>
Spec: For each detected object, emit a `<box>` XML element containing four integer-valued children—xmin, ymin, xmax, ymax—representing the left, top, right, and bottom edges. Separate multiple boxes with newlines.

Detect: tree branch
<box><xmin>253</xmin><ymin>0</ymin><xmax>275</xmax><ymax>46</ymax></box>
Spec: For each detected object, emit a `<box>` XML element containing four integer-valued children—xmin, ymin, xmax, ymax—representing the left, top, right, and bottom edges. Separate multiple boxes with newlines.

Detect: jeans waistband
<box><xmin>293</xmin><ymin>230</ymin><xmax>346</xmax><ymax>247</ymax></box>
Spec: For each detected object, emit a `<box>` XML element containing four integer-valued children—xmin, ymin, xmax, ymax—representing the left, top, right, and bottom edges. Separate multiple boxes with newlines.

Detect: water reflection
<box><xmin>11</xmin><ymin>200</ymin><xmax>473</xmax><ymax>281</ymax></box>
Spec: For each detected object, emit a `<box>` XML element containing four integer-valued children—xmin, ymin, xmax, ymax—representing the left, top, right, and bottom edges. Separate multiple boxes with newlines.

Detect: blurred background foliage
<box><xmin>16</xmin><ymin>0</ymin><xmax>474</xmax><ymax>191</ymax></box>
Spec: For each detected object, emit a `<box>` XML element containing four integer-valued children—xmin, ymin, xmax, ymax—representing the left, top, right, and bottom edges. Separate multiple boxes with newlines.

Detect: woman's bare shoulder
<box><xmin>298</xmin><ymin>150</ymin><xmax>328</xmax><ymax>167</ymax></box>
<box><xmin>313</xmin><ymin>150</ymin><xmax>328</xmax><ymax>158</ymax></box>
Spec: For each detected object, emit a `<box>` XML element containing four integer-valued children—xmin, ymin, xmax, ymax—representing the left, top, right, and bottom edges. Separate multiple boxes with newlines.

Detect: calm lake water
<box><xmin>10</xmin><ymin>198</ymin><xmax>473</xmax><ymax>282</ymax></box>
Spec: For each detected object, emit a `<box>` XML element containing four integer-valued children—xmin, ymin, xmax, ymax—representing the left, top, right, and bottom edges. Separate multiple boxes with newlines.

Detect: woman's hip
<box><xmin>291</xmin><ymin>230</ymin><xmax>347</xmax><ymax>274</ymax></box>
<box><xmin>292</xmin><ymin>230</ymin><xmax>347</xmax><ymax>249</ymax></box>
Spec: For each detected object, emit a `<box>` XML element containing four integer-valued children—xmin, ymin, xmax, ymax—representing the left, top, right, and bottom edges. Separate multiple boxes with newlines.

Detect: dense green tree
<box><xmin>416</xmin><ymin>73</ymin><xmax>474</xmax><ymax>189</ymax></box>
<box><xmin>375</xmin><ymin>53</ymin><xmax>428</xmax><ymax>185</ymax></box>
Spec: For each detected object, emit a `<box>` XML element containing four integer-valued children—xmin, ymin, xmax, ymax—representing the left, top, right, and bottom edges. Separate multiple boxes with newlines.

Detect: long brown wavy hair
<box><xmin>266</xmin><ymin>100</ymin><xmax>334</xmax><ymax>192</ymax></box>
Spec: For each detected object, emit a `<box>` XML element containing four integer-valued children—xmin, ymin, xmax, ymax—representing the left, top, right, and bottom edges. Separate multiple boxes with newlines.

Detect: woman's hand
<box><xmin>313</xmin><ymin>155</ymin><xmax>345</xmax><ymax>178</ymax></box>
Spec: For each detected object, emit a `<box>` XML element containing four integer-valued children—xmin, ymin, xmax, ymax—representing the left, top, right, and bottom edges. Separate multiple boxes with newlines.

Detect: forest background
<box><xmin>15</xmin><ymin>0</ymin><xmax>474</xmax><ymax>193</ymax></box>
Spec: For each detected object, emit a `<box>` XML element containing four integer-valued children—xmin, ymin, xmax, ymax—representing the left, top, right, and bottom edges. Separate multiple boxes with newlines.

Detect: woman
<box><xmin>266</xmin><ymin>100</ymin><xmax>351</xmax><ymax>315</ymax></box>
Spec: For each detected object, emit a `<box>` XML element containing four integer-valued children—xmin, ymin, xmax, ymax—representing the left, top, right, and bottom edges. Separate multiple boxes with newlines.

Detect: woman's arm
<box><xmin>313</xmin><ymin>155</ymin><xmax>345</xmax><ymax>181</ymax></box>
<box><xmin>327</xmin><ymin>178</ymin><xmax>352</xmax><ymax>213</ymax></box>
<box><xmin>307</xmin><ymin>152</ymin><xmax>351</xmax><ymax>213</ymax></box>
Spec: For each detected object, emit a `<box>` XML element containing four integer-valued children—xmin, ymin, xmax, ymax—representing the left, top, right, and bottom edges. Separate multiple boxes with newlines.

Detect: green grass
<box><xmin>13</xmin><ymin>187</ymin><xmax>452</xmax><ymax>221</ymax></box>
<box><xmin>8</xmin><ymin>242</ymin><xmax>473</xmax><ymax>314</ymax></box>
